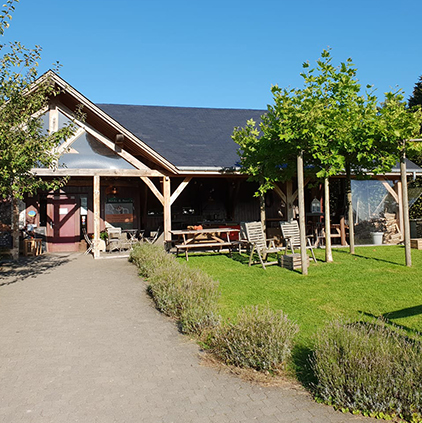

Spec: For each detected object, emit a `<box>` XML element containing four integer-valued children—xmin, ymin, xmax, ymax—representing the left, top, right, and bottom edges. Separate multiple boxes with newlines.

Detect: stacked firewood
<box><xmin>382</xmin><ymin>212</ymin><xmax>402</xmax><ymax>244</ymax></box>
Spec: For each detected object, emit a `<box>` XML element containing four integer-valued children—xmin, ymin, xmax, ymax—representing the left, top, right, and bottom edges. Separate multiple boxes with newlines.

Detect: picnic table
<box><xmin>170</xmin><ymin>227</ymin><xmax>240</xmax><ymax>261</ymax></box>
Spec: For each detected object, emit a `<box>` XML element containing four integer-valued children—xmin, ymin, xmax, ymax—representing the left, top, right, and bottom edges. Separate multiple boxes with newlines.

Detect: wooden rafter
<box><xmin>56</xmin><ymin>127</ymin><xmax>85</xmax><ymax>155</ymax></box>
<box><xmin>32</xmin><ymin>168</ymin><xmax>163</xmax><ymax>177</ymax></box>
<box><xmin>140</xmin><ymin>176</ymin><xmax>164</xmax><ymax>205</ymax></box>
<box><xmin>39</xmin><ymin>70</ymin><xmax>179</xmax><ymax>174</ymax></box>
<box><xmin>272</xmin><ymin>184</ymin><xmax>287</xmax><ymax>203</ymax></box>
<box><xmin>377</xmin><ymin>178</ymin><xmax>399</xmax><ymax>203</ymax></box>
<box><xmin>170</xmin><ymin>177</ymin><xmax>192</xmax><ymax>205</ymax></box>
<box><xmin>57</xmin><ymin>105</ymin><xmax>160</xmax><ymax>174</ymax></box>
<box><xmin>292</xmin><ymin>178</ymin><xmax>311</xmax><ymax>203</ymax></box>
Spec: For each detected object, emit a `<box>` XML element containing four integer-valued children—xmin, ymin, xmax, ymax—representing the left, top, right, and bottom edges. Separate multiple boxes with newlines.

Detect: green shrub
<box><xmin>130</xmin><ymin>243</ymin><xmax>220</xmax><ymax>335</ymax></box>
<box><xmin>210</xmin><ymin>305</ymin><xmax>299</xmax><ymax>372</ymax></box>
<box><xmin>129</xmin><ymin>243</ymin><xmax>175</xmax><ymax>278</ymax></box>
<box><xmin>148</xmin><ymin>262</ymin><xmax>220</xmax><ymax>334</ymax></box>
<box><xmin>312</xmin><ymin>319</ymin><xmax>422</xmax><ymax>422</ymax></box>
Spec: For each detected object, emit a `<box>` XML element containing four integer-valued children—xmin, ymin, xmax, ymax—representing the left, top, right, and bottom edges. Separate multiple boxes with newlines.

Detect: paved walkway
<box><xmin>0</xmin><ymin>254</ymin><xmax>375</xmax><ymax>423</ymax></box>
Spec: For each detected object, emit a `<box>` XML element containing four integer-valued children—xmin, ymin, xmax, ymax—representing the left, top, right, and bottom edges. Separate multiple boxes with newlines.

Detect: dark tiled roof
<box><xmin>96</xmin><ymin>104</ymin><xmax>264</xmax><ymax>168</ymax></box>
<box><xmin>391</xmin><ymin>158</ymin><xmax>421</xmax><ymax>173</ymax></box>
<box><xmin>96</xmin><ymin>103</ymin><xmax>422</xmax><ymax>175</ymax></box>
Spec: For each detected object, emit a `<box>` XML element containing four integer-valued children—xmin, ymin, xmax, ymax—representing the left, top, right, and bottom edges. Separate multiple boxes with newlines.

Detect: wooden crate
<box><xmin>411</xmin><ymin>238</ymin><xmax>422</xmax><ymax>250</ymax></box>
<box><xmin>280</xmin><ymin>253</ymin><xmax>309</xmax><ymax>270</ymax></box>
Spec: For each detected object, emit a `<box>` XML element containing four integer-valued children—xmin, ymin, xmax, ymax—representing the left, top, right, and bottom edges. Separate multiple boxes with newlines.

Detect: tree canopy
<box><xmin>233</xmin><ymin>49</ymin><xmax>422</xmax><ymax>257</ymax></box>
<box><xmin>0</xmin><ymin>0</ymin><xmax>76</xmax><ymax>200</ymax></box>
<box><xmin>233</xmin><ymin>50</ymin><xmax>419</xmax><ymax>190</ymax></box>
<box><xmin>0</xmin><ymin>0</ymin><xmax>79</xmax><ymax>259</ymax></box>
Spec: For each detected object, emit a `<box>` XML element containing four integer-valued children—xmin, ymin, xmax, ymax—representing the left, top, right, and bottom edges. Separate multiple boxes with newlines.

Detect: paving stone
<box><xmin>0</xmin><ymin>253</ymin><xmax>379</xmax><ymax>423</ymax></box>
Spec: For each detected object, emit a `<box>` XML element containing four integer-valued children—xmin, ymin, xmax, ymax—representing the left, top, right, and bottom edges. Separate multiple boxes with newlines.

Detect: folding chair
<box><xmin>106</xmin><ymin>227</ymin><xmax>122</xmax><ymax>252</ymax></box>
<box><xmin>280</xmin><ymin>220</ymin><xmax>317</xmax><ymax>263</ymax></box>
<box><xmin>82</xmin><ymin>229</ymin><xmax>94</xmax><ymax>255</ymax></box>
<box><xmin>242</xmin><ymin>221</ymin><xmax>285</xmax><ymax>269</ymax></box>
<box><xmin>144</xmin><ymin>227</ymin><xmax>161</xmax><ymax>244</ymax></box>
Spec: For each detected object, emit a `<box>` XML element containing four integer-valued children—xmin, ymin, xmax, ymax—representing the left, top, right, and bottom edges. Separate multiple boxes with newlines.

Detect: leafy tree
<box><xmin>0</xmin><ymin>0</ymin><xmax>76</xmax><ymax>259</ymax></box>
<box><xmin>233</xmin><ymin>49</ymin><xmax>422</xmax><ymax>261</ymax></box>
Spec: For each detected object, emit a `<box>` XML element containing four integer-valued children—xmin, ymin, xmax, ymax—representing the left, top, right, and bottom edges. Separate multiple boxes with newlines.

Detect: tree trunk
<box><xmin>297</xmin><ymin>152</ymin><xmax>308</xmax><ymax>275</ymax></box>
<box><xmin>345</xmin><ymin>162</ymin><xmax>355</xmax><ymax>254</ymax></box>
<box><xmin>324</xmin><ymin>177</ymin><xmax>333</xmax><ymax>263</ymax></box>
<box><xmin>260</xmin><ymin>192</ymin><xmax>266</xmax><ymax>234</ymax></box>
<box><xmin>11</xmin><ymin>195</ymin><xmax>20</xmax><ymax>260</ymax></box>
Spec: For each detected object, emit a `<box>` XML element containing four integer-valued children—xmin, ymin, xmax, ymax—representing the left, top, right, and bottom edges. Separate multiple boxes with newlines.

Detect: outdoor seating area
<box><xmin>171</xmin><ymin>227</ymin><xmax>238</xmax><ymax>261</ymax></box>
<box><xmin>81</xmin><ymin>226</ymin><xmax>161</xmax><ymax>256</ymax></box>
<box><xmin>168</xmin><ymin>220</ymin><xmax>317</xmax><ymax>270</ymax></box>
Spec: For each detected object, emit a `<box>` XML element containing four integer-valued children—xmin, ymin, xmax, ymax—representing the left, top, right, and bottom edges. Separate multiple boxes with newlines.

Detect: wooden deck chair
<box><xmin>82</xmin><ymin>229</ymin><xmax>94</xmax><ymax>255</ymax></box>
<box><xmin>106</xmin><ymin>227</ymin><xmax>122</xmax><ymax>252</ymax></box>
<box><xmin>242</xmin><ymin>221</ymin><xmax>284</xmax><ymax>269</ymax></box>
<box><xmin>280</xmin><ymin>220</ymin><xmax>317</xmax><ymax>263</ymax></box>
<box><xmin>118</xmin><ymin>232</ymin><xmax>132</xmax><ymax>251</ymax></box>
<box><xmin>144</xmin><ymin>227</ymin><xmax>161</xmax><ymax>244</ymax></box>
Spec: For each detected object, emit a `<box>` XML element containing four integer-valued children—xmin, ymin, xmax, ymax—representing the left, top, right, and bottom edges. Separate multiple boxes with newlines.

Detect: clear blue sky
<box><xmin>4</xmin><ymin>0</ymin><xmax>422</xmax><ymax>110</ymax></box>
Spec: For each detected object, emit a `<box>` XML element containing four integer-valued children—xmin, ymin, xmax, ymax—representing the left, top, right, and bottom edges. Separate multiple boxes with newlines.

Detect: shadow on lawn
<box><xmin>334</xmin><ymin>248</ymin><xmax>405</xmax><ymax>266</ymax></box>
<box><xmin>231</xmin><ymin>252</ymin><xmax>253</xmax><ymax>266</ymax></box>
<box><xmin>291</xmin><ymin>344</ymin><xmax>317</xmax><ymax>390</ymax></box>
<box><xmin>359</xmin><ymin>310</ymin><xmax>422</xmax><ymax>338</ymax></box>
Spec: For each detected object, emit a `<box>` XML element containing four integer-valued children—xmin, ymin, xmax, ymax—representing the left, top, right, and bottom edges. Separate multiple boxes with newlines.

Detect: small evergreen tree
<box><xmin>408</xmin><ymin>75</ymin><xmax>422</xmax><ymax>110</ymax></box>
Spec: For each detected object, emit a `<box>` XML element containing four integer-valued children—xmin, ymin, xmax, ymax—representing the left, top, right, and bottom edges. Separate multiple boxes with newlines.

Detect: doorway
<box><xmin>46</xmin><ymin>195</ymin><xmax>79</xmax><ymax>252</ymax></box>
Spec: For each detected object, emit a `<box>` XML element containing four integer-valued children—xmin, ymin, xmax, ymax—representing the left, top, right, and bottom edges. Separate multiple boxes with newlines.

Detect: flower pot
<box><xmin>370</xmin><ymin>232</ymin><xmax>383</xmax><ymax>245</ymax></box>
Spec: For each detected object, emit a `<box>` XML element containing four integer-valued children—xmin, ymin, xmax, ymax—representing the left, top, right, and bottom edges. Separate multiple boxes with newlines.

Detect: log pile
<box><xmin>382</xmin><ymin>212</ymin><xmax>402</xmax><ymax>244</ymax></box>
<box><xmin>354</xmin><ymin>213</ymin><xmax>402</xmax><ymax>245</ymax></box>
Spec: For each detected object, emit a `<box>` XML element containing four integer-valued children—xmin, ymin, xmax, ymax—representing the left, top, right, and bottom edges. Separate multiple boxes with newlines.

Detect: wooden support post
<box><xmin>163</xmin><ymin>176</ymin><xmax>171</xmax><ymax>243</ymax></box>
<box><xmin>396</xmin><ymin>180</ymin><xmax>404</xmax><ymax>238</ymax></box>
<box><xmin>297</xmin><ymin>152</ymin><xmax>308</xmax><ymax>275</ymax></box>
<box><xmin>49</xmin><ymin>102</ymin><xmax>58</xmax><ymax>133</ymax></box>
<box><xmin>93</xmin><ymin>175</ymin><xmax>101</xmax><ymax>259</ymax></box>
<box><xmin>340</xmin><ymin>216</ymin><xmax>347</xmax><ymax>246</ymax></box>
<box><xmin>401</xmin><ymin>153</ymin><xmax>411</xmax><ymax>267</ymax></box>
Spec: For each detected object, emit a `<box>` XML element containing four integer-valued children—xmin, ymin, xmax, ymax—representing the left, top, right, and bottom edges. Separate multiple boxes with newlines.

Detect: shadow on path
<box><xmin>0</xmin><ymin>254</ymin><xmax>74</xmax><ymax>287</ymax></box>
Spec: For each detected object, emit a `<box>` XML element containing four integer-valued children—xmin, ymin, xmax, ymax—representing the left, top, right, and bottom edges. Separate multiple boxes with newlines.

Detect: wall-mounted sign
<box><xmin>27</xmin><ymin>210</ymin><xmax>36</xmax><ymax>217</ymax></box>
<box><xmin>105</xmin><ymin>199</ymin><xmax>133</xmax><ymax>229</ymax></box>
<box><xmin>107</xmin><ymin>198</ymin><xmax>133</xmax><ymax>204</ymax></box>
<box><xmin>59</xmin><ymin>208</ymin><xmax>68</xmax><ymax>215</ymax></box>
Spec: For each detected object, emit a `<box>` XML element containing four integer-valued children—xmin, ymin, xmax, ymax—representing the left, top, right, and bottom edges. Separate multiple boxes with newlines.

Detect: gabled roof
<box><xmin>38</xmin><ymin>71</ymin><xmax>179</xmax><ymax>174</ymax></box>
<box><xmin>96</xmin><ymin>104</ymin><xmax>264</xmax><ymax>169</ymax></box>
<box><xmin>36</xmin><ymin>71</ymin><xmax>422</xmax><ymax>177</ymax></box>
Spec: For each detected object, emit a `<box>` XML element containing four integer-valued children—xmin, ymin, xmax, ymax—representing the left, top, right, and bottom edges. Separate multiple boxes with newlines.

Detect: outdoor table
<box><xmin>122</xmin><ymin>229</ymin><xmax>144</xmax><ymax>247</ymax></box>
<box><xmin>170</xmin><ymin>227</ymin><xmax>239</xmax><ymax>261</ymax></box>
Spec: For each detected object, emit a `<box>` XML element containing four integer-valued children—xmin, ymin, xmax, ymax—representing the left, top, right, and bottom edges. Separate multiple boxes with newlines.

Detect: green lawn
<box><xmin>181</xmin><ymin>246</ymin><xmax>422</xmax><ymax>346</ymax></box>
